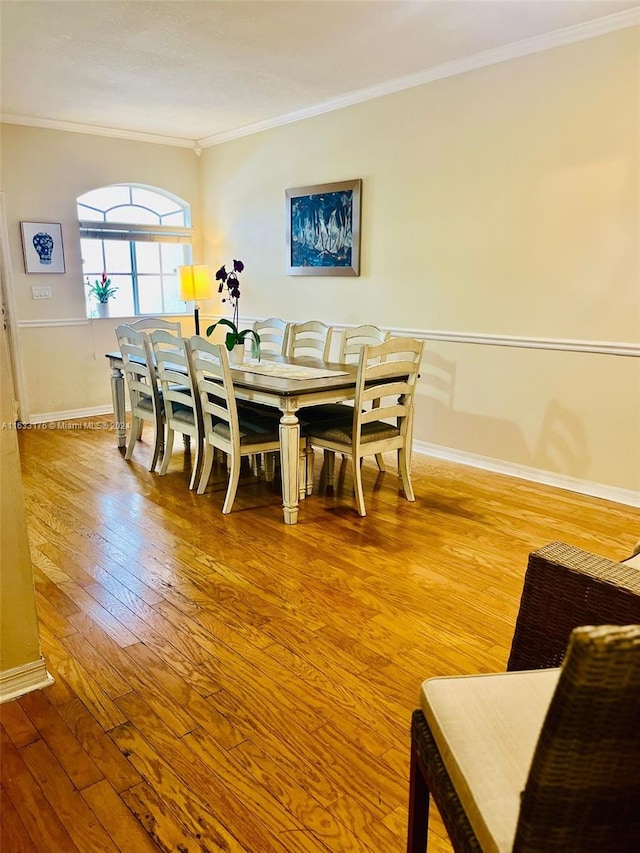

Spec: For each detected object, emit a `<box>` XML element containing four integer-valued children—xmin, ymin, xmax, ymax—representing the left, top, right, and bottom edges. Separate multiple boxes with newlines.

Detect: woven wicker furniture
<box><xmin>407</xmin><ymin>541</ymin><xmax>640</xmax><ymax>852</ymax></box>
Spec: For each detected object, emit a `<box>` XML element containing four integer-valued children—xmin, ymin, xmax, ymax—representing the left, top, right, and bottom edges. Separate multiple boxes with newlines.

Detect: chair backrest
<box><xmin>253</xmin><ymin>317</ymin><xmax>290</xmax><ymax>356</ymax></box>
<box><xmin>188</xmin><ymin>335</ymin><xmax>239</xmax><ymax>449</ymax></box>
<box><xmin>128</xmin><ymin>317</ymin><xmax>182</xmax><ymax>334</ymax></box>
<box><xmin>513</xmin><ymin>624</ymin><xmax>640</xmax><ymax>852</ymax></box>
<box><xmin>340</xmin><ymin>324</ymin><xmax>389</xmax><ymax>364</ymax></box>
<box><xmin>115</xmin><ymin>324</ymin><xmax>161</xmax><ymax>414</ymax></box>
<box><xmin>149</xmin><ymin>330</ymin><xmax>198</xmax><ymax>425</ymax></box>
<box><xmin>508</xmin><ymin>542</ymin><xmax>640</xmax><ymax>672</ymax></box>
<box><xmin>353</xmin><ymin>337</ymin><xmax>423</xmax><ymax>433</ymax></box>
<box><xmin>287</xmin><ymin>320</ymin><xmax>333</xmax><ymax>361</ymax></box>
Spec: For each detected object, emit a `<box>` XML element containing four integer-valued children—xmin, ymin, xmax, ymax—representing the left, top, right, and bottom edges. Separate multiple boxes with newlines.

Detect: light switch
<box><xmin>31</xmin><ymin>286</ymin><xmax>52</xmax><ymax>299</ymax></box>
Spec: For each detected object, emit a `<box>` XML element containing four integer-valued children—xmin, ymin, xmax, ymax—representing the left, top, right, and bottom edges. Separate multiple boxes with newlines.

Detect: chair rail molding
<box><xmin>17</xmin><ymin>318</ymin><xmax>90</xmax><ymax>327</ymax></box>
<box><xmin>248</xmin><ymin>318</ymin><xmax>640</xmax><ymax>358</ymax></box>
<box><xmin>394</xmin><ymin>327</ymin><xmax>640</xmax><ymax>358</ymax></box>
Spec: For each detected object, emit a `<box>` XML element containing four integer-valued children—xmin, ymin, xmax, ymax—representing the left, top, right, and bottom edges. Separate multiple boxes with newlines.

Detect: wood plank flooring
<box><xmin>2</xmin><ymin>417</ymin><xmax>639</xmax><ymax>852</ymax></box>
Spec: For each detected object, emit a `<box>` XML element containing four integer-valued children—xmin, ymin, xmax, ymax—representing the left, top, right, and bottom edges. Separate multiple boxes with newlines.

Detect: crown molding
<box><xmin>198</xmin><ymin>7</ymin><xmax>640</xmax><ymax>148</ymax></box>
<box><xmin>0</xmin><ymin>114</ymin><xmax>197</xmax><ymax>149</ymax></box>
<box><xmin>2</xmin><ymin>8</ymin><xmax>637</xmax><ymax>150</ymax></box>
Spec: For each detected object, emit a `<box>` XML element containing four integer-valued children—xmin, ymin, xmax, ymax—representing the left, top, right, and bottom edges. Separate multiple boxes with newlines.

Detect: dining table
<box><xmin>106</xmin><ymin>350</ymin><xmax>387</xmax><ymax>525</ymax></box>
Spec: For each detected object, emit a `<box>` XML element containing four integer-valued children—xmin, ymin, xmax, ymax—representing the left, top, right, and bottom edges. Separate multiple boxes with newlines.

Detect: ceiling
<box><xmin>1</xmin><ymin>0</ymin><xmax>638</xmax><ymax>147</ymax></box>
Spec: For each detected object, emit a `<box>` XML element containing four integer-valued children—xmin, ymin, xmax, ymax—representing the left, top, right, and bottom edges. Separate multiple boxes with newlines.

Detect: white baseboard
<box><xmin>414</xmin><ymin>441</ymin><xmax>640</xmax><ymax>508</ymax></box>
<box><xmin>28</xmin><ymin>404</ymin><xmax>117</xmax><ymax>425</ymax></box>
<box><xmin>0</xmin><ymin>657</ymin><xmax>54</xmax><ymax>704</ymax></box>
<box><xmin>23</xmin><ymin>406</ymin><xmax>639</xmax><ymax>507</ymax></box>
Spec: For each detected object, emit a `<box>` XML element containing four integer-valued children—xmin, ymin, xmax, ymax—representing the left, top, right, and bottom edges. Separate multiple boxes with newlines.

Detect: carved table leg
<box><xmin>110</xmin><ymin>365</ymin><xmax>127</xmax><ymax>449</ymax></box>
<box><xmin>279</xmin><ymin>410</ymin><xmax>301</xmax><ymax>525</ymax></box>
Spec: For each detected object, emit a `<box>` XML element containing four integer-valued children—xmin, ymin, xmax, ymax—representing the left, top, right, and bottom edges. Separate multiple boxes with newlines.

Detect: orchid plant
<box><xmin>205</xmin><ymin>259</ymin><xmax>261</xmax><ymax>359</ymax></box>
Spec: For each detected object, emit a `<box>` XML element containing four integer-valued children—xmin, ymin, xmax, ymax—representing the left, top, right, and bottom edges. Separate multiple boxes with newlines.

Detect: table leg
<box><xmin>110</xmin><ymin>365</ymin><xmax>126</xmax><ymax>448</ymax></box>
<box><xmin>279</xmin><ymin>411</ymin><xmax>300</xmax><ymax>525</ymax></box>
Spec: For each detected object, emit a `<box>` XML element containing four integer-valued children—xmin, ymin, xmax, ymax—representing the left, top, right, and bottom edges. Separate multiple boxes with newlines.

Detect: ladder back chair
<box><xmin>297</xmin><ymin>324</ymin><xmax>392</xmax><ymax>468</ymax></box>
<box><xmin>253</xmin><ymin>317</ymin><xmax>290</xmax><ymax>356</ymax></box>
<box><xmin>307</xmin><ymin>336</ymin><xmax>424</xmax><ymax>516</ymax></box>
<box><xmin>189</xmin><ymin>335</ymin><xmax>294</xmax><ymax>513</ymax></box>
<box><xmin>340</xmin><ymin>324</ymin><xmax>390</xmax><ymax>362</ymax></box>
<box><xmin>287</xmin><ymin>320</ymin><xmax>333</xmax><ymax>361</ymax></box>
<box><xmin>408</xmin><ymin>541</ymin><xmax>640</xmax><ymax>853</ymax></box>
<box><xmin>115</xmin><ymin>324</ymin><xmax>164</xmax><ymax>471</ymax></box>
<box><xmin>127</xmin><ymin>317</ymin><xmax>182</xmax><ymax>334</ymax></box>
<box><xmin>149</xmin><ymin>330</ymin><xmax>203</xmax><ymax>490</ymax></box>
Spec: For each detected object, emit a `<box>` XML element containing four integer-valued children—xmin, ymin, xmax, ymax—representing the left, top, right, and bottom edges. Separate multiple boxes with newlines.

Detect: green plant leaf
<box><xmin>205</xmin><ymin>317</ymin><xmax>238</xmax><ymax>338</ymax></box>
<box><xmin>238</xmin><ymin>328</ymin><xmax>261</xmax><ymax>360</ymax></box>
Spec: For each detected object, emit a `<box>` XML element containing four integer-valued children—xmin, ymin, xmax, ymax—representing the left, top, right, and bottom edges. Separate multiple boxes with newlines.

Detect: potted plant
<box><xmin>86</xmin><ymin>272</ymin><xmax>118</xmax><ymax>318</ymax></box>
<box><xmin>205</xmin><ymin>260</ymin><xmax>260</xmax><ymax>363</ymax></box>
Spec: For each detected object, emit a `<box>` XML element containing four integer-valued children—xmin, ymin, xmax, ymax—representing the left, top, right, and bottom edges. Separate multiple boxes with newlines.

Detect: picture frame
<box><xmin>285</xmin><ymin>179</ymin><xmax>361</xmax><ymax>276</ymax></box>
<box><xmin>20</xmin><ymin>221</ymin><xmax>65</xmax><ymax>273</ymax></box>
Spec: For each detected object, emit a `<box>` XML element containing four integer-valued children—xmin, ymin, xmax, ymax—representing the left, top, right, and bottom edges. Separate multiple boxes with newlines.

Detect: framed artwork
<box><xmin>20</xmin><ymin>221</ymin><xmax>65</xmax><ymax>273</ymax></box>
<box><xmin>285</xmin><ymin>179</ymin><xmax>361</xmax><ymax>276</ymax></box>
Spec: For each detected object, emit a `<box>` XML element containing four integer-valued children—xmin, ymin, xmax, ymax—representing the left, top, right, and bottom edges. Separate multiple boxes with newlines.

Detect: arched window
<box><xmin>77</xmin><ymin>184</ymin><xmax>192</xmax><ymax>318</ymax></box>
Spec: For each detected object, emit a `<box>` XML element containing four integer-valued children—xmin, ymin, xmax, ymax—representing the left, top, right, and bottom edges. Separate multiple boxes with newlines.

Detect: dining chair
<box><xmin>189</xmin><ymin>335</ymin><xmax>292</xmax><ymax>513</ymax></box>
<box><xmin>306</xmin><ymin>336</ymin><xmax>424</xmax><ymax>516</ymax></box>
<box><xmin>407</xmin><ymin>541</ymin><xmax>640</xmax><ymax>853</ymax></box>
<box><xmin>287</xmin><ymin>320</ymin><xmax>333</xmax><ymax>360</ymax></box>
<box><xmin>340</xmin><ymin>324</ymin><xmax>390</xmax><ymax>362</ymax></box>
<box><xmin>297</xmin><ymin>323</ymin><xmax>392</xmax><ymax>468</ymax></box>
<box><xmin>253</xmin><ymin>317</ymin><xmax>290</xmax><ymax>356</ymax></box>
<box><xmin>128</xmin><ymin>317</ymin><xmax>182</xmax><ymax>334</ymax></box>
<box><xmin>149</xmin><ymin>330</ymin><xmax>203</xmax><ymax>490</ymax></box>
<box><xmin>115</xmin><ymin>324</ymin><xmax>164</xmax><ymax>471</ymax></box>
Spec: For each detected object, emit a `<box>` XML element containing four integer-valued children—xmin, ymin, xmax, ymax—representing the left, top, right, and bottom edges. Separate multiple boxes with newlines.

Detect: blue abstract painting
<box><xmin>291</xmin><ymin>190</ymin><xmax>353</xmax><ymax>268</ymax></box>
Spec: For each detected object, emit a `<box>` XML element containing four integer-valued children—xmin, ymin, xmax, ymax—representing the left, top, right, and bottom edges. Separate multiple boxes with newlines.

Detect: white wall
<box><xmin>1</xmin><ymin>28</ymin><xmax>638</xmax><ymax>496</ymax></box>
<box><xmin>0</xmin><ymin>126</ymin><xmax>202</xmax><ymax>417</ymax></box>
<box><xmin>198</xmin><ymin>28</ymin><xmax>640</xmax><ymax>494</ymax></box>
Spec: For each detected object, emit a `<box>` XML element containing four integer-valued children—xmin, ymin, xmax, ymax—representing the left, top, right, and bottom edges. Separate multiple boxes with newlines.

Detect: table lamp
<box><xmin>178</xmin><ymin>264</ymin><xmax>212</xmax><ymax>335</ymax></box>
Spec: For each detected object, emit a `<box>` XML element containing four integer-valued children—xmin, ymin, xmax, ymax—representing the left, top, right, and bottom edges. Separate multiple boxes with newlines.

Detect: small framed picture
<box><xmin>20</xmin><ymin>221</ymin><xmax>66</xmax><ymax>273</ymax></box>
<box><xmin>285</xmin><ymin>179</ymin><xmax>361</xmax><ymax>276</ymax></box>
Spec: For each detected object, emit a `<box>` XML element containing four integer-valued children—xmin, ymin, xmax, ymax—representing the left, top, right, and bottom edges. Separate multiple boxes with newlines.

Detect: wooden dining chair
<box><xmin>128</xmin><ymin>317</ymin><xmax>182</xmax><ymax>334</ymax></box>
<box><xmin>297</xmin><ymin>324</ymin><xmax>392</xmax><ymax>468</ymax></box>
<box><xmin>149</xmin><ymin>330</ymin><xmax>203</xmax><ymax>490</ymax></box>
<box><xmin>340</xmin><ymin>324</ymin><xmax>390</xmax><ymax>362</ymax></box>
<box><xmin>115</xmin><ymin>324</ymin><xmax>164</xmax><ymax>471</ymax></box>
<box><xmin>306</xmin><ymin>337</ymin><xmax>424</xmax><ymax>516</ymax></box>
<box><xmin>408</xmin><ymin>541</ymin><xmax>640</xmax><ymax>853</ymax></box>
<box><xmin>253</xmin><ymin>317</ymin><xmax>290</xmax><ymax>356</ymax></box>
<box><xmin>188</xmin><ymin>335</ymin><xmax>287</xmax><ymax>513</ymax></box>
<box><xmin>287</xmin><ymin>320</ymin><xmax>333</xmax><ymax>360</ymax></box>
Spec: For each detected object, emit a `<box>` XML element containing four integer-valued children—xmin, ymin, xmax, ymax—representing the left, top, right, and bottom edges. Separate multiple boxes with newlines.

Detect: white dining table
<box><xmin>106</xmin><ymin>351</ymin><xmax>368</xmax><ymax>524</ymax></box>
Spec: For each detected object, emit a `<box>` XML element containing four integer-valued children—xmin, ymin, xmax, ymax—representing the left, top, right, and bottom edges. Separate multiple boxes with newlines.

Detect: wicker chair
<box><xmin>407</xmin><ymin>541</ymin><xmax>640</xmax><ymax>853</ymax></box>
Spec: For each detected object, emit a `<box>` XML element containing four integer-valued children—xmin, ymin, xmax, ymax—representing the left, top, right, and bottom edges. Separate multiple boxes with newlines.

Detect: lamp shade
<box><xmin>178</xmin><ymin>265</ymin><xmax>212</xmax><ymax>302</ymax></box>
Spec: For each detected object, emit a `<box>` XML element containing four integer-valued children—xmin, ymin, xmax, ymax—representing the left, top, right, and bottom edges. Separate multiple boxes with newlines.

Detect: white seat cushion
<box><xmin>421</xmin><ymin>667</ymin><xmax>560</xmax><ymax>853</ymax></box>
<box><xmin>623</xmin><ymin>552</ymin><xmax>640</xmax><ymax>569</ymax></box>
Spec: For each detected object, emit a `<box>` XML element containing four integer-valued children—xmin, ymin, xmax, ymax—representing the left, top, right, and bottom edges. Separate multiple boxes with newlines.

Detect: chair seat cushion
<box><xmin>236</xmin><ymin>400</ymin><xmax>282</xmax><ymax>420</ymax></box>
<box><xmin>421</xmin><ymin>668</ymin><xmax>560</xmax><ymax>853</ymax></box>
<box><xmin>297</xmin><ymin>403</ymin><xmax>354</xmax><ymax>422</ymax></box>
<box><xmin>623</xmin><ymin>552</ymin><xmax>640</xmax><ymax>569</ymax></box>
<box><xmin>137</xmin><ymin>394</ymin><xmax>155</xmax><ymax>412</ymax></box>
<box><xmin>308</xmin><ymin>419</ymin><xmax>399</xmax><ymax>444</ymax></box>
<box><xmin>212</xmin><ymin>417</ymin><xmax>280</xmax><ymax>446</ymax></box>
<box><xmin>171</xmin><ymin>404</ymin><xmax>196</xmax><ymax>425</ymax></box>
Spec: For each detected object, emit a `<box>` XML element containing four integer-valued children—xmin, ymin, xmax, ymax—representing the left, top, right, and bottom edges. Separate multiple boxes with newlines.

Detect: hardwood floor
<box><xmin>2</xmin><ymin>418</ymin><xmax>638</xmax><ymax>852</ymax></box>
